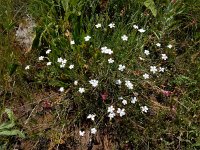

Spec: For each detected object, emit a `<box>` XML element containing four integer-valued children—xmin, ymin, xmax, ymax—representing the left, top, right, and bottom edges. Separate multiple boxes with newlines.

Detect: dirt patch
<box><xmin>11</xmin><ymin>91</ymin><xmax>119</xmax><ymax>150</ymax></box>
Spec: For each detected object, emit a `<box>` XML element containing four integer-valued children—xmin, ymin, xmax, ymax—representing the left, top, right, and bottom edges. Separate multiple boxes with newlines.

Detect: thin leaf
<box><xmin>0</xmin><ymin>130</ymin><xmax>25</xmax><ymax>138</ymax></box>
<box><xmin>144</xmin><ymin>0</ymin><xmax>157</xmax><ymax>17</ymax></box>
<box><xmin>0</xmin><ymin>122</ymin><xmax>15</xmax><ymax>130</ymax></box>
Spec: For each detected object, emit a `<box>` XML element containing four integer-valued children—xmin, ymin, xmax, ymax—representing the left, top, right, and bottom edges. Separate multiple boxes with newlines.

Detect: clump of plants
<box><xmin>1</xmin><ymin>0</ymin><xmax>199</xmax><ymax>149</ymax></box>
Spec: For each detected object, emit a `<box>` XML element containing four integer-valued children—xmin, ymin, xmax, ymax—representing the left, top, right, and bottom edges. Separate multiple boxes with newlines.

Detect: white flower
<box><xmin>118</xmin><ymin>64</ymin><xmax>125</xmax><ymax>71</ymax></box>
<box><xmin>95</xmin><ymin>23</ymin><xmax>101</xmax><ymax>28</ymax></box>
<box><xmin>143</xmin><ymin>73</ymin><xmax>149</xmax><ymax>79</ymax></box>
<box><xmin>167</xmin><ymin>44</ymin><xmax>172</xmax><ymax>49</ymax></box>
<box><xmin>150</xmin><ymin>66</ymin><xmax>157</xmax><ymax>74</ymax></box>
<box><xmin>70</xmin><ymin>40</ymin><xmax>75</xmax><ymax>45</ymax></box>
<box><xmin>74</xmin><ymin>80</ymin><xmax>78</xmax><ymax>85</ymax></box>
<box><xmin>125</xmin><ymin>80</ymin><xmax>133</xmax><ymax>89</ymax></box>
<box><xmin>46</xmin><ymin>49</ymin><xmax>51</xmax><ymax>54</ymax></box>
<box><xmin>62</xmin><ymin>59</ymin><xmax>67</xmax><ymax>64</ymax></box>
<box><xmin>122</xmin><ymin>99</ymin><xmax>128</xmax><ymax>105</ymax></box>
<box><xmin>141</xmin><ymin>106</ymin><xmax>148</xmax><ymax>113</ymax></box>
<box><xmin>138</xmin><ymin>28</ymin><xmax>146</xmax><ymax>33</ymax></box>
<box><xmin>101</xmin><ymin>47</ymin><xmax>113</xmax><ymax>55</ymax></box>
<box><xmin>47</xmin><ymin>62</ymin><xmax>52</xmax><ymax>66</ymax></box>
<box><xmin>79</xmin><ymin>130</ymin><xmax>85</xmax><ymax>136</ymax></box>
<box><xmin>161</xmin><ymin>54</ymin><xmax>168</xmax><ymax>60</ymax></box>
<box><xmin>84</xmin><ymin>35</ymin><xmax>91</xmax><ymax>41</ymax></box>
<box><xmin>108</xmin><ymin>23</ymin><xmax>115</xmax><ymax>28</ymax></box>
<box><xmin>39</xmin><ymin>56</ymin><xmax>44</xmax><ymax>61</ymax></box>
<box><xmin>144</xmin><ymin>50</ymin><xmax>150</xmax><ymax>56</ymax></box>
<box><xmin>115</xmin><ymin>79</ymin><xmax>122</xmax><ymax>85</ymax></box>
<box><xmin>89</xmin><ymin>79</ymin><xmax>98</xmax><ymax>87</ymax></box>
<box><xmin>59</xmin><ymin>87</ymin><xmax>64</xmax><ymax>92</ymax></box>
<box><xmin>108</xmin><ymin>105</ymin><xmax>115</xmax><ymax>113</ymax></box>
<box><xmin>108</xmin><ymin>58</ymin><xmax>114</xmax><ymax>64</ymax></box>
<box><xmin>25</xmin><ymin>65</ymin><xmax>30</xmax><ymax>70</ymax></box>
<box><xmin>139</xmin><ymin>57</ymin><xmax>145</xmax><ymax>60</ymax></box>
<box><xmin>69</xmin><ymin>64</ymin><xmax>74</xmax><ymax>69</ymax></box>
<box><xmin>133</xmin><ymin>25</ymin><xmax>139</xmax><ymax>29</ymax></box>
<box><xmin>131</xmin><ymin>97</ymin><xmax>137</xmax><ymax>104</ymax></box>
<box><xmin>91</xmin><ymin>128</ymin><xmax>97</xmax><ymax>134</ymax></box>
<box><xmin>57</xmin><ymin>57</ymin><xmax>63</xmax><ymax>63</ymax></box>
<box><xmin>159</xmin><ymin>67</ymin><xmax>165</xmax><ymax>72</ymax></box>
<box><xmin>60</xmin><ymin>63</ymin><xmax>65</xmax><ymax>68</ymax></box>
<box><xmin>117</xmin><ymin>108</ymin><xmax>126</xmax><ymax>117</ymax></box>
<box><xmin>156</xmin><ymin>43</ymin><xmax>161</xmax><ymax>47</ymax></box>
<box><xmin>78</xmin><ymin>87</ymin><xmax>85</xmax><ymax>93</ymax></box>
<box><xmin>101</xmin><ymin>46</ymin><xmax>107</xmax><ymax>53</ymax></box>
<box><xmin>87</xmin><ymin>114</ymin><xmax>96</xmax><ymax>121</ymax></box>
<box><xmin>108</xmin><ymin>112</ymin><xmax>115</xmax><ymax>120</ymax></box>
<box><xmin>121</xmin><ymin>35</ymin><xmax>128</xmax><ymax>41</ymax></box>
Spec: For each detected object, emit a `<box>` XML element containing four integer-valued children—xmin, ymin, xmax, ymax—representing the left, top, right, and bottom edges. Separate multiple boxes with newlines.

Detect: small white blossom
<box><xmin>138</xmin><ymin>28</ymin><xmax>146</xmax><ymax>33</ymax></box>
<box><xmin>156</xmin><ymin>43</ymin><xmax>161</xmax><ymax>47</ymax></box>
<box><xmin>167</xmin><ymin>44</ymin><xmax>172</xmax><ymax>49</ymax></box>
<box><xmin>57</xmin><ymin>57</ymin><xmax>63</xmax><ymax>63</ymax></box>
<box><xmin>118</xmin><ymin>64</ymin><xmax>125</xmax><ymax>71</ymax></box>
<box><xmin>115</xmin><ymin>79</ymin><xmax>122</xmax><ymax>85</ymax></box>
<box><xmin>108</xmin><ymin>112</ymin><xmax>115</xmax><ymax>120</ymax></box>
<box><xmin>133</xmin><ymin>25</ymin><xmax>139</xmax><ymax>29</ymax></box>
<box><xmin>78</xmin><ymin>87</ymin><xmax>85</xmax><ymax>93</ymax></box>
<box><xmin>62</xmin><ymin>59</ymin><xmax>67</xmax><ymax>64</ymax></box>
<box><xmin>47</xmin><ymin>62</ymin><xmax>52</xmax><ymax>66</ymax></box>
<box><xmin>79</xmin><ymin>130</ymin><xmax>85</xmax><ymax>136</ymax></box>
<box><xmin>87</xmin><ymin>114</ymin><xmax>96</xmax><ymax>121</ymax></box>
<box><xmin>159</xmin><ymin>67</ymin><xmax>165</xmax><ymax>72</ymax></box>
<box><xmin>69</xmin><ymin>64</ymin><xmax>74</xmax><ymax>69</ymax></box>
<box><xmin>144</xmin><ymin>50</ymin><xmax>150</xmax><ymax>56</ymax></box>
<box><xmin>39</xmin><ymin>56</ymin><xmax>44</xmax><ymax>61</ymax></box>
<box><xmin>108</xmin><ymin>58</ymin><xmax>114</xmax><ymax>64</ymax></box>
<box><xmin>95</xmin><ymin>23</ymin><xmax>101</xmax><ymax>28</ymax></box>
<box><xmin>161</xmin><ymin>54</ymin><xmax>168</xmax><ymax>60</ymax></box>
<box><xmin>141</xmin><ymin>106</ymin><xmax>148</xmax><ymax>113</ymax></box>
<box><xmin>74</xmin><ymin>80</ymin><xmax>78</xmax><ymax>85</ymax></box>
<box><xmin>131</xmin><ymin>97</ymin><xmax>137</xmax><ymax>104</ymax></box>
<box><xmin>139</xmin><ymin>57</ymin><xmax>145</xmax><ymax>60</ymax></box>
<box><xmin>84</xmin><ymin>35</ymin><xmax>91</xmax><ymax>41</ymax></box>
<box><xmin>25</xmin><ymin>65</ymin><xmax>30</xmax><ymax>70</ymax></box>
<box><xmin>46</xmin><ymin>49</ymin><xmax>51</xmax><ymax>54</ymax></box>
<box><xmin>59</xmin><ymin>87</ymin><xmax>64</xmax><ymax>92</ymax></box>
<box><xmin>150</xmin><ymin>66</ymin><xmax>157</xmax><ymax>74</ymax></box>
<box><xmin>125</xmin><ymin>80</ymin><xmax>133</xmax><ymax>90</ymax></box>
<box><xmin>70</xmin><ymin>40</ymin><xmax>75</xmax><ymax>45</ymax></box>
<box><xmin>121</xmin><ymin>35</ymin><xmax>128</xmax><ymax>41</ymax></box>
<box><xmin>117</xmin><ymin>108</ymin><xmax>126</xmax><ymax>117</ymax></box>
<box><xmin>91</xmin><ymin>128</ymin><xmax>97</xmax><ymax>134</ymax></box>
<box><xmin>143</xmin><ymin>73</ymin><xmax>149</xmax><ymax>79</ymax></box>
<box><xmin>108</xmin><ymin>105</ymin><xmax>115</xmax><ymax>113</ymax></box>
<box><xmin>89</xmin><ymin>79</ymin><xmax>98</xmax><ymax>87</ymax></box>
<box><xmin>60</xmin><ymin>63</ymin><xmax>65</xmax><ymax>68</ymax></box>
<box><xmin>122</xmin><ymin>99</ymin><xmax>128</xmax><ymax>105</ymax></box>
<box><xmin>108</xmin><ymin>23</ymin><xmax>115</xmax><ymax>28</ymax></box>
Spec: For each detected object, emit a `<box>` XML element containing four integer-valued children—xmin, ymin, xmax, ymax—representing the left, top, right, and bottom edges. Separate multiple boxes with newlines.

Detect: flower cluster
<box><xmin>57</xmin><ymin>57</ymin><xmax>67</xmax><ymax>68</ymax></box>
<box><xmin>101</xmin><ymin>46</ymin><xmax>113</xmax><ymax>55</ymax></box>
<box><xmin>24</xmin><ymin>21</ymin><xmax>174</xmax><ymax>140</ymax></box>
